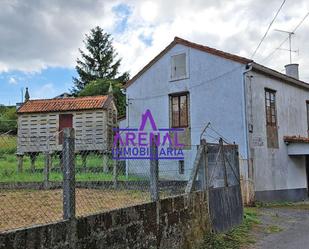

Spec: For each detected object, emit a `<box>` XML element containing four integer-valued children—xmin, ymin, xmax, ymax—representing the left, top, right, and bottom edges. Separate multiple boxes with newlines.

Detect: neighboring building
<box><xmin>123</xmin><ymin>36</ymin><xmax>309</xmax><ymax>202</ymax></box>
<box><xmin>16</xmin><ymin>95</ymin><xmax>117</xmax><ymax>154</ymax></box>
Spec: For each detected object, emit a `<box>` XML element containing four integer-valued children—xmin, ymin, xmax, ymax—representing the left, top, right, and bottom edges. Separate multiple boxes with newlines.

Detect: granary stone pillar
<box><xmin>81</xmin><ymin>153</ymin><xmax>87</xmax><ymax>170</ymax></box>
<box><xmin>16</xmin><ymin>153</ymin><xmax>24</xmax><ymax>173</ymax></box>
<box><xmin>30</xmin><ymin>153</ymin><xmax>37</xmax><ymax>173</ymax></box>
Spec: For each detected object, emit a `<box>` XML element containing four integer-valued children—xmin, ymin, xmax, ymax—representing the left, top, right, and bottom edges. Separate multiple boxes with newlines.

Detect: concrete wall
<box><xmin>0</xmin><ymin>191</ymin><xmax>210</xmax><ymax>249</ymax></box>
<box><xmin>126</xmin><ymin>44</ymin><xmax>248</xmax><ymax>180</ymax></box>
<box><xmin>246</xmin><ymin>70</ymin><xmax>309</xmax><ymax>200</ymax></box>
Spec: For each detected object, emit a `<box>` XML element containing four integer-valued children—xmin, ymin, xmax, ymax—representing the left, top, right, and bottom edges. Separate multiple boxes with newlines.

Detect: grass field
<box><xmin>0</xmin><ymin>135</ymin><xmax>141</xmax><ymax>182</ymax></box>
<box><xmin>0</xmin><ymin>188</ymin><xmax>149</xmax><ymax>231</ymax></box>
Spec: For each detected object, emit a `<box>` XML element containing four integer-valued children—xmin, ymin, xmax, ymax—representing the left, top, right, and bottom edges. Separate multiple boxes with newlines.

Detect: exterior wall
<box><xmin>0</xmin><ymin>191</ymin><xmax>210</xmax><ymax>249</ymax></box>
<box><xmin>246</xmin><ymin>70</ymin><xmax>309</xmax><ymax>200</ymax></box>
<box><xmin>126</xmin><ymin>44</ymin><xmax>248</xmax><ymax>180</ymax></box>
<box><xmin>17</xmin><ymin>106</ymin><xmax>115</xmax><ymax>153</ymax></box>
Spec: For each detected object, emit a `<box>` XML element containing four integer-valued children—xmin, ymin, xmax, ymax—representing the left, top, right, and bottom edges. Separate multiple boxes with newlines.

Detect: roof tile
<box><xmin>17</xmin><ymin>95</ymin><xmax>109</xmax><ymax>114</ymax></box>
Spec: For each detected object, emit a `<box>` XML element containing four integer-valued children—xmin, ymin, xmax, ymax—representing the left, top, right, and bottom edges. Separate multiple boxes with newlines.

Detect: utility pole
<box><xmin>275</xmin><ymin>29</ymin><xmax>297</xmax><ymax>64</ymax></box>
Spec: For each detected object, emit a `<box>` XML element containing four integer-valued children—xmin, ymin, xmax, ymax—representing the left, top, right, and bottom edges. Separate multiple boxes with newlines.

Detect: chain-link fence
<box><xmin>0</xmin><ymin>128</ymin><xmax>205</xmax><ymax>232</ymax></box>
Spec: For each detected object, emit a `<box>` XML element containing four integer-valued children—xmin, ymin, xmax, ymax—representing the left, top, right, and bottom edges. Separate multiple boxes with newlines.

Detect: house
<box><xmin>122</xmin><ymin>36</ymin><xmax>309</xmax><ymax>203</ymax></box>
<box><xmin>16</xmin><ymin>93</ymin><xmax>117</xmax><ymax>170</ymax></box>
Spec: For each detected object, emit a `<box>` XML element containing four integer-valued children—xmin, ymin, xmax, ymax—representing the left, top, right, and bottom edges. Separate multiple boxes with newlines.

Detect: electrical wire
<box><xmin>262</xmin><ymin>11</ymin><xmax>309</xmax><ymax>63</ymax></box>
<box><xmin>251</xmin><ymin>0</ymin><xmax>286</xmax><ymax>58</ymax></box>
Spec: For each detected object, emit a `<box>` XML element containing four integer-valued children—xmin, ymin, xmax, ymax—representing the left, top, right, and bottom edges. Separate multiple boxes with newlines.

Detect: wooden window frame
<box><xmin>170</xmin><ymin>52</ymin><xmax>188</xmax><ymax>81</ymax></box>
<box><xmin>265</xmin><ymin>88</ymin><xmax>279</xmax><ymax>148</ymax></box>
<box><xmin>170</xmin><ymin>92</ymin><xmax>189</xmax><ymax>128</ymax></box>
<box><xmin>306</xmin><ymin>101</ymin><xmax>309</xmax><ymax>137</ymax></box>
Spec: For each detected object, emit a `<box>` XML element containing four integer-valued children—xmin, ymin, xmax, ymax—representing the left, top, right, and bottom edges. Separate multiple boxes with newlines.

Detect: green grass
<box><xmin>0</xmin><ymin>136</ymin><xmax>142</xmax><ymax>182</ymax></box>
<box><xmin>198</xmin><ymin>208</ymin><xmax>260</xmax><ymax>249</ymax></box>
<box><xmin>0</xmin><ymin>135</ymin><xmax>16</xmax><ymax>155</ymax></box>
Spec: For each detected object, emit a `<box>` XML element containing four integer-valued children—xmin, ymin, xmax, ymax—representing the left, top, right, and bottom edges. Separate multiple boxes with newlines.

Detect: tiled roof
<box><xmin>124</xmin><ymin>36</ymin><xmax>252</xmax><ymax>88</ymax></box>
<box><xmin>283</xmin><ymin>136</ymin><xmax>309</xmax><ymax>143</ymax></box>
<box><xmin>17</xmin><ymin>95</ymin><xmax>110</xmax><ymax>114</ymax></box>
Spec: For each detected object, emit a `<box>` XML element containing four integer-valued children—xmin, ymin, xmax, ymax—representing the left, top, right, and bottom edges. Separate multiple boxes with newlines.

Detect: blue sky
<box><xmin>0</xmin><ymin>68</ymin><xmax>77</xmax><ymax>105</ymax></box>
<box><xmin>1</xmin><ymin>0</ymin><xmax>309</xmax><ymax>106</ymax></box>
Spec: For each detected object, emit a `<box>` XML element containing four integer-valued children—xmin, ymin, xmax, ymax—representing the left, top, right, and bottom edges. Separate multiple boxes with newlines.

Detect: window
<box><xmin>265</xmin><ymin>88</ymin><xmax>278</xmax><ymax>148</ymax></box>
<box><xmin>171</xmin><ymin>53</ymin><xmax>187</xmax><ymax>80</ymax></box>
<box><xmin>170</xmin><ymin>93</ymin><xmax>189</xmax><ymax>128</ymax></box>
<box><xmin>179</xmin><ymin>160</ymin><xmax>185</xmax><ymax>174</ymax></box>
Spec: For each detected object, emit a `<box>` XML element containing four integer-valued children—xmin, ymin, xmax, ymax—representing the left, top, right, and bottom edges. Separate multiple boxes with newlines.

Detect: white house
<box><xmin>122</xmin><ymin>37</ymin><xmax>309</xmax><ymax>203</ymax></box>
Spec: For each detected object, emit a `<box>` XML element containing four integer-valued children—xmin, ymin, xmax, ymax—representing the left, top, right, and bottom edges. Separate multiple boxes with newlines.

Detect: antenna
<box><xmin>274</xmin><ymin>29</ymin><xmax>296</xmax><ymax>63</ymax></box>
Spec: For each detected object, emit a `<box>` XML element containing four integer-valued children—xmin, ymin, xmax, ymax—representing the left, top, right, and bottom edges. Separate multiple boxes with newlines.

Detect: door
<box><xmin>58</xmin><ymin>114</ymin><xmax>73</xmax><ymax>144</ymax></box>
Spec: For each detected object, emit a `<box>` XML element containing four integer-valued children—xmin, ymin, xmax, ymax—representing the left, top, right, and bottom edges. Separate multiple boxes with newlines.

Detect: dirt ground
<box><xmin>0</xmin><ymin>188</ymin><xmax>149</xmax><ymax>232</ymax></box>
<box><xmin>247</xmin><ymin>203</ymin><xmax>309</xmax><ymax>249</ymax></box>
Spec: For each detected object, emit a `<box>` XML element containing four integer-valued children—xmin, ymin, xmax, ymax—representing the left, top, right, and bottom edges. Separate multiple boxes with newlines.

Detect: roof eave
<box><xmin>251</xmin><ymin>62</ymin><xmax>309</xmax><ymax>90</ymax></box>
<box><xmin>124</xmin><ymin>37</ymin><xmax>252</xmax><ymax>89</ymax></box>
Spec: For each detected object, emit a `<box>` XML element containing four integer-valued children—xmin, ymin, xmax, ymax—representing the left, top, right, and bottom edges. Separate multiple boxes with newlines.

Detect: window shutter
<box><xmin>171</xmin><ymin>53</ymin><xmax>186</xmax><ymax>79</ymax></box>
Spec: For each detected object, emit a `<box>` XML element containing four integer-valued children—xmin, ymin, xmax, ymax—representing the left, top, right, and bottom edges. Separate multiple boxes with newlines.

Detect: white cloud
<box><xmin>32</xmin><ymin>83</ymin><xmax>56</xmax><ymax>99</ymax></box>
<box><xmin>1</xmin><ymin>0</ymin><xmax>309</xmax><ymax>81</ymax></box>
<box><xmin>8</xmin><ymin>77</ymin><xmax>17</xmax><ymax>85</ymax></box>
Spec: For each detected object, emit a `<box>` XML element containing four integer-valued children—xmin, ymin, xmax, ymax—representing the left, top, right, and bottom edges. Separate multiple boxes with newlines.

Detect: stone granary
<box><xmin>16</xmin><ymin>93</ymin><xmax>117</xmax><ymax>172</ymax></box>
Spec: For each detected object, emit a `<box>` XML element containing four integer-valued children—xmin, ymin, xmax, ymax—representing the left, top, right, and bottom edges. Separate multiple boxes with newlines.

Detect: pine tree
<box><xmin>72</xmin><ymin>26</ymin><xmax>129</xmax><ymax>93</ymax></box>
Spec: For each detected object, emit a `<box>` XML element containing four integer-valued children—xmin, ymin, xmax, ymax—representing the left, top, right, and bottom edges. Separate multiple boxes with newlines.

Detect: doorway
<box><xmin>58</xmin><ymin>114</ymin><xmax>73</xmax><ymax>144</ymax></box>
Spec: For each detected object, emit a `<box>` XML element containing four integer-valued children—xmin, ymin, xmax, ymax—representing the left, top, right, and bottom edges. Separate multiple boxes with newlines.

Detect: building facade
<box><xmin>123</xmin><ymin>37</ymin><xmax>309</xmax><ymax>202</ymax></box>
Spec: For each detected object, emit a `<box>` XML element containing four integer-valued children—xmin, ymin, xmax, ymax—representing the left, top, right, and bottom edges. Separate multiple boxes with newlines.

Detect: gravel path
<box><xmin>250</xmin><ymin>205</ymin><xmax>309</xmax><ymax>249</ymax></box>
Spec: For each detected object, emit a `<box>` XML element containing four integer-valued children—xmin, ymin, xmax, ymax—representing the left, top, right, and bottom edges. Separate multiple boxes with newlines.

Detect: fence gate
<box><xmin>185</xmin><ymin>138</ymin><xmax>243</xmax><ymax>232</ymax></box>
<box><xmin>207</xmin><ymin>139</ymin><xmax>243</xmax><ymax>232</ymax></box>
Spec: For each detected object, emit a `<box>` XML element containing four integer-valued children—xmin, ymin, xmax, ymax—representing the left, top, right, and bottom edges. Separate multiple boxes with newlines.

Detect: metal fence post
<box><xmin>62</xmin><ymin>128</ymin><xmax>76</xmax><ymax>220</ymax></box>
<box><xmin>150</xmin><ymin>135</ymin><xmax>159</xmax><ymax>201</ymax></box>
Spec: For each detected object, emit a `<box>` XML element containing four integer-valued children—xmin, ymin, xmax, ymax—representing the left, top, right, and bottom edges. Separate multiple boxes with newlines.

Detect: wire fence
<box><xmin>0</xmin><ymin>129</ymin><xmax>202</xmax><ymax>232</ymax></box>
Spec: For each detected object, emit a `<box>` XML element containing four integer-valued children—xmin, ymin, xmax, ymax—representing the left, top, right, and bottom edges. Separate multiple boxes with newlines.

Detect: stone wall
<box><xmin>0</xmin><ymin>191</ymin><xmax>210</xmax><ymax>249</ymax></box>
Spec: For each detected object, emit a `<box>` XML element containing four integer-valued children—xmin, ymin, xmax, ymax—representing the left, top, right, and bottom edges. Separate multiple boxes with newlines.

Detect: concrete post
<box><xmin>219</xmin><ymin>138</ymin><xmax>228</xmax><ymax>187</ymax></box>
<box><xmin>150</xmin><ymin>135</ymin><xmax>159</xmax><ymax>201</ymax></box>
<box><xmin>44</xmin><ymin>152</ymin><xmax>51</xmax><ymax>189</ymax></box>
<box><xmin>103</xmin><ymin>153</ymin><xmax>109</xmax><ymax>173</ymax></box>
<box><xmin>62</xmin><ymin>128</ymin><xmax>75</xmax><ymax>220</ymax></box>
<box><xmin>16</xmin><ymin>153</ymin><xmax>24</xmax><ymax>173</ymax></box>
<box><xmin>113</xmin><ymin>160</ymin><xmax>118</xmax><ymax>189</ymax></box>
<box><xmin>198</xmin><ymin>139</ymin><xmax>208</xmax><ymax>191</ymax></box>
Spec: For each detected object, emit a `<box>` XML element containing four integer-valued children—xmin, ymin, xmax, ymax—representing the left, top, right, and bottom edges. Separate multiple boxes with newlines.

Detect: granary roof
<box><xmin>17</xmin><ymin>95</ymin><xmax>111</xmax><ymax>114</ymax></box>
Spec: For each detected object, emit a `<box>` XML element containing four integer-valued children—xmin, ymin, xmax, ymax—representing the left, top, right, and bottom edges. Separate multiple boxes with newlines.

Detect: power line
<box><xmin>262</xmin><ymin>11</ymin><xmax>309</xmax><ymax>63</ymax></box>
<box><xmin>128</xmin><ymin>64</ymin><xmax>244</xmax><ymax>101</ymax></box>
<box><xmin>251</xmin><ymin>0</ymin><xmax>286</xmax><ymax>58</ymax></box>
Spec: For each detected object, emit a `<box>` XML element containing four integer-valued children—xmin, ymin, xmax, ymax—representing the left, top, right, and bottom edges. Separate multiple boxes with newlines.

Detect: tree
<box><xmin>72</xmin><ymin>26</ymin><xmax>129</xmax><ymax>94</ymax></box>
<box><xmin>79</xmin><ymin>79</ymin><xmax>126</xmax><ymax>116</ymax></box>
<box><xmin>0</xmin><ymin>106</ymin><xmax>17</xmax><ymax>133</ymax></box>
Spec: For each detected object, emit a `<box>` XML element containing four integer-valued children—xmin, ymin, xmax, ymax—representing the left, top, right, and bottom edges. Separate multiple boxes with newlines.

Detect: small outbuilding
<box><xmin>16</xmin><ymin>93</ymin><xmax>117</xmax><ymax>171</ymax></box>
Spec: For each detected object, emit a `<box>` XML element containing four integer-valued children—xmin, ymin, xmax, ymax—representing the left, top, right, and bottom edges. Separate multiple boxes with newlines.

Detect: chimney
<box><xmin>285</xmin><ymin>64</ymin><xmax>299</xmax><ymax>79</ymax></box>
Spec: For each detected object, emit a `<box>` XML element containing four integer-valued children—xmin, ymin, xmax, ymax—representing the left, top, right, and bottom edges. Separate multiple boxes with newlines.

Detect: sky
<box><xmin>0</xmin><ymin>0</ymin><xmax>309</xmax><ymax>105</ymax></box>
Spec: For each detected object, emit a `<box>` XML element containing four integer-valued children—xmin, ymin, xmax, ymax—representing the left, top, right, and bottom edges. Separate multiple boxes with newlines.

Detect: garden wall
<box><xmin>0</xmin><ymin>190</ymin><xmax>210</xmax><ymax>249</ymax></box>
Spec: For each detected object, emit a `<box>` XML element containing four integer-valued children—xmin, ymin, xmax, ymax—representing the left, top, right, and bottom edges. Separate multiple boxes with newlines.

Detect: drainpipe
<box><xmin>242</xmin><ymin>63</ymin><xmax>252</xmax><ymax>162</ymax></box>
<box><xmin>242</xmin><ymin>62</ymin><xmax>253</xmax><ymax>202</ymax></box>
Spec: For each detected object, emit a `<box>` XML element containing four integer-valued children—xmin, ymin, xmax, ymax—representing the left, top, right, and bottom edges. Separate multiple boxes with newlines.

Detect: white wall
<box><xmin>126</xmin><ymin>44</ymin><xmax>248</xmax><ymax>179</ymax></box>
<box><xmin>246</xmin><ymin>71</ymin><xmax>309</xmax><ymax>191</ymax></box>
